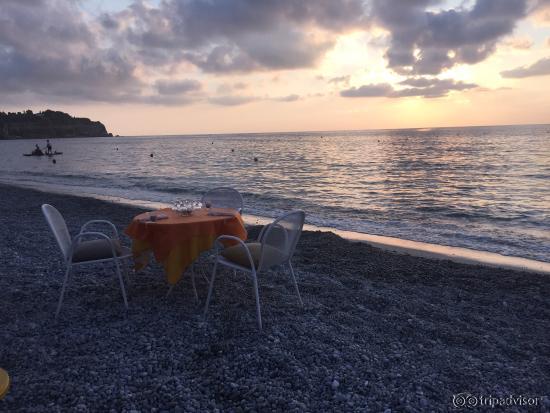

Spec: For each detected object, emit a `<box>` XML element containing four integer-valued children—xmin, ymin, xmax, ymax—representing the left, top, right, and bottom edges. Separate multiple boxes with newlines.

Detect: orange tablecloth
<box><xmin>125</xmin><ymin>208</ymin><xmax>247</xmax><ymax>285</ymax></box>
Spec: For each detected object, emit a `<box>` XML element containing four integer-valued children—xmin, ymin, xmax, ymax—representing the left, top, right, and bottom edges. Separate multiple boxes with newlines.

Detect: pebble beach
<box><xmin>0</xmin><ymin>183</ymin><xmax>549</xmax><ymax>412</ymax></box>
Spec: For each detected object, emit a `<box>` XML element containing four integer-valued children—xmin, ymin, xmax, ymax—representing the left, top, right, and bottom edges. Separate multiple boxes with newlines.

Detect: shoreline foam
<box><xmin>2</xmin><ymin>179</ymin><xmax>548</xmax><ymax>275</ymax></box>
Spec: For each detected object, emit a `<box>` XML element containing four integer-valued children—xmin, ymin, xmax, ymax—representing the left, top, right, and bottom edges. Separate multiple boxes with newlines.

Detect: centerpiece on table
<box><xmin>172</xmin><ymin>199</ymin><xmax>203</xmax><ymax>215</ymax></box>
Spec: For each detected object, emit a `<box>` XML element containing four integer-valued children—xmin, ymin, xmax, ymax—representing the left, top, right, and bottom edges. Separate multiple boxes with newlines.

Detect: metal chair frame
<box><xmin>42</xmin><ymin>204</ymin><xmax>131</xmax><ymax>318</ymax></box>
<box><xmin>201</xmin><ymin>187</ymin><xmax>244</xmax><ymax>214</ymax></box>
<box><xmin>203</xmin><ymin>210</ymin><xmax>305</xmax><ymax>330</ymax></box>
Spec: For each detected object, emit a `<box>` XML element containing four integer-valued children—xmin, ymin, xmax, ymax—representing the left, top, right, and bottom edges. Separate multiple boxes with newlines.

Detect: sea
<box><xmin>0</xmin><ymin>124</ymin><xmax>548</xmax><ymax>263</ymax></box>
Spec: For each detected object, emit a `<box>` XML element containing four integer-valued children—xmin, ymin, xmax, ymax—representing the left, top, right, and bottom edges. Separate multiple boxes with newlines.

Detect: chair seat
<box><xmin>0</xmin><ymin>368</ymin><xmax>9</xmax><ymax>399</ymax></box>
<box><xmin>221</xmin><ymin>242</ymin><xmax>286</xmax><ymax>269</ymax></box>
<box><xmin>72</xmin><ymin>239</ymin><xmax>126</xmax><ymax>263</ymax></box>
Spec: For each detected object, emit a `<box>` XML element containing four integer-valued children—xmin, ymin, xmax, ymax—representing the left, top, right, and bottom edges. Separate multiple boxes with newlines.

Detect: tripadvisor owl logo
<box><xmin>452</xmin><ymin>393</ymin><xmax>543</xmax><ymax>409</ymax></box>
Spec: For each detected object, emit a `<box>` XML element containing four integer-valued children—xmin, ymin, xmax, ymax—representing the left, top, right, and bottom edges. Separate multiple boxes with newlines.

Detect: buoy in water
<box><xmin>150</xmin><ymin>153</ymin><xmax>154</xmax><ymax>158</ymax></box>
<box><xmin>231</xmin><ymin>149</ymin><xmax>235</xmax><ymax>152</ymax></box>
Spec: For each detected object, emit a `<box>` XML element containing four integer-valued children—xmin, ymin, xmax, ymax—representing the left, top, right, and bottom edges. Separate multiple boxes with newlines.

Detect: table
<box><xmin>125</xmin><ymin>208</ymin><xmax>247</xmax><ymax>285</ymax></box>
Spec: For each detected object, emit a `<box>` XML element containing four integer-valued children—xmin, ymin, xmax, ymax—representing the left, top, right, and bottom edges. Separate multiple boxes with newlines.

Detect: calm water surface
<box><xmin>1</xmin><ymin>125</ymin><xmax>549</xmax><ymax>262</ymax></box>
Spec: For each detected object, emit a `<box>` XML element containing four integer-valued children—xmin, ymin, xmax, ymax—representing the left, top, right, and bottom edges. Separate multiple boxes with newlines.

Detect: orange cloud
<box><xmin>502</xmin><ymin>37</ymin><xmax>533</xmax><ymax>50</ymax></box>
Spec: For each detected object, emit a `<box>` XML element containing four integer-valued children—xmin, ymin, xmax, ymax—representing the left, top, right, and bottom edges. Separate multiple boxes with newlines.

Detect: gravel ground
<box><xmin>0</xmin><ymin>184</ymin><xmax>549</xmax><ymax>412</ymax></box>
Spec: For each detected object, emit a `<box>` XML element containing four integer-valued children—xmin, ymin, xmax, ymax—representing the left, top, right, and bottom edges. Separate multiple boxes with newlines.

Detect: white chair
<box><xmin>41</xmin><ymin>204</ymin><xmax>131</xmax><ymax>318</ymax></box>
<box><xmin>201</xmin><ymin>187</ymin><xmax>244</xmax><ymax>214</ymax></box>
<box><xmin>203</xmin><ymin>210</ymin><xmax>305</xmax><ymax>330</ymax></box>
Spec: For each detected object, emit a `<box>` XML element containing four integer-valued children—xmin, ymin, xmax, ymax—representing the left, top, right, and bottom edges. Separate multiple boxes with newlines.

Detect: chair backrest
<box><xmin>259</xmin><ymin>210</ymin><xmax>305</xmax><ymax>270</ymax></box>
<box><xmin>41</xmin><ymin>204</ymin><xmax>72</xmax><ymax>260</ymax></box>
<box><xmin>201</xmin><ymin>187</ymin><xmax>244</xmax><ymax>214</ymax></box>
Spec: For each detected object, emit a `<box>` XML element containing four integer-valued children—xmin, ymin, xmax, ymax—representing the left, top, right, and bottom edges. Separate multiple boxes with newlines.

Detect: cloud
<box><xmin>0</xmin><ymin>0</ymin><xmax>206</xmax><ymax>105</ymax></box>
<box><xmin>0</xmin><ymin>0</ymin><xmax>143</xmax><ymax>102</ymax></box>
<box><xmin>208</xmin><ymin>95</ymin><xmax>259</xmax><ymax>106</ymax></box>
<box><xmin>118</xmin><ymin>0</ymin><xmax>367</xmax><ymax>73</ymax></box>
<box><xmin>530</xmin><ymin>2</ymin><xmax>550</xmax><ymax>25</ymax></box>
<box><xmin>208</xmin><ymin>93</ymin><xmax>302</xmax><ymax>105</ymax></box>
<box><xmin>500</xmin><ymin>57</ymin><xmax>550</xmax><ymax>78</ymax></box>
<box><xmin>372</xmin><ymin>0</ymin><xmax>532</xmax><ymax>75</ymax></box>
<box><xmin>233</xmin><ymin>82</ymin><xmax>248</xmax><ymax>90</ymax></box>
<box><xmin>216</xmin><ymin>82</ymin><xmax>249</xmax><ymax>94</ymax></box>
<box><xmin>341</xmin><ymin>78</ymin><xmax>478</xmax><ymax>98</ymax></box>
<box><xmin>155</xmin><ymin>79</ymin><xmax>202</xmax><ymax>95</ymax></box>
<box><xmin>341</xmin><ymin>83</ymin><xmax>394</xmax><ymax>97</ymax></box>
<box><xmin>271</xmin><ymin>94</ymin><xmax>301</xmax><ymax>102</ymax></box>
<box><xmin>99</xmin><ymin>13</ymin><xmax>119</xmax><ymax>30</ymax></box>
<box><xmin>0</xmin><ymin>0</ymin><xmax>547</xmax><ymax>105</ymax></box>
<box><xmin>328</xmin><ymin>75</ymin><xmax>351</xmax><ymax>84</ymax></box>
<box><xmin>502</xmin><ymin>36</ymin><xmax>534</xmax><ymax>50</ymax></box>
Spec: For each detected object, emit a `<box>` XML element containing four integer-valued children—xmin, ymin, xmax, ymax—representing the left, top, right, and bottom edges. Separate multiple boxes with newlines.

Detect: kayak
<box><xmin>23</xmin><ymin>152</ymin><xmax>63</xmax><ymax>157</ymax></box>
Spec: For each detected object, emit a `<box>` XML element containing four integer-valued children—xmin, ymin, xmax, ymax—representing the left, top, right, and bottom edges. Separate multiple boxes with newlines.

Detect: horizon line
<box><xmin>119</xmin><ymin>122</ymin><xmax>550</xmax><ymax>138</ymax></box>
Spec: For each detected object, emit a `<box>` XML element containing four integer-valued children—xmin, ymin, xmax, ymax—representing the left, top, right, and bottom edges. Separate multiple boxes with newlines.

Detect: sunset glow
<box><xmin>2</xmin><ymin>0</ymin><xmax>549</xmax><ymax>135</ymax></box>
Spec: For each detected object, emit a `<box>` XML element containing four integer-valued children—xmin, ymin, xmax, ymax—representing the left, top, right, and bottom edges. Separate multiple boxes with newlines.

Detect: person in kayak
<box><xmin>32</xmin><ymin>144</ymin><xmax>43</xmax><ymax>156</ymax></box>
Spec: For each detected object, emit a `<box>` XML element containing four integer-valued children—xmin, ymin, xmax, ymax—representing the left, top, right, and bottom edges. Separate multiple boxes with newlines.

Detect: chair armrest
<box><xmin>67</xmin><ymin>231</ymin><xmax>119</xmax><ymax>263</ymax></box>
<box><xmin>215</xmin><ymin>235</ymin><xmax>256</xmax><ymax>272</ymax></box>
<box><xmin>79</xmin><ymin>220</ymin><xmax>119</xmax><ymax>239</ymax></box>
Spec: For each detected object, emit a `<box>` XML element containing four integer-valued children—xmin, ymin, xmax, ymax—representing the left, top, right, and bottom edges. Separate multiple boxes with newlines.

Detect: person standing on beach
<box><xmin>46</xmin><ymin>139</ymin><xmax>52</xmax><ymax>155</ymax></box>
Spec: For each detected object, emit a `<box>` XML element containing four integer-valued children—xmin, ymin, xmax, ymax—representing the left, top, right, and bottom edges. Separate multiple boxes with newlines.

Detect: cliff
<box><xmin>0</xmin><ymin>110</ymin><xmax>112</xmax><ymax>139</ymax></box>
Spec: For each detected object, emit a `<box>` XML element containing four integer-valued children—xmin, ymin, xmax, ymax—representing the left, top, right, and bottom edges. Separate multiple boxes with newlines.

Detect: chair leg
<box><xmin>288</xmin><ymin>261</ymin><xmax>303</xmax><ymax>307</ymax></box>
<box><xmin>114</xmin><ymin>259</ymin><xmax>128</xmax><ymax>309</ymax></box>
<box><xmin>191</xmin><ymin>267</ymin><xmax>199</xmax><ymax>303</ymax></box>
<box><xmin>203</xmin><ymin>259</ymin><xmax>218</xmax><ymax>318</ymax></box>
<box><xmin>251</xmin><ymin>270</ymin><xmax>262</xmax><ymax>330</ymax></box>
<box><xmin>55</xmin><ymin>264</ymin><xmax>72</xmax><ymax>319</ymax></box>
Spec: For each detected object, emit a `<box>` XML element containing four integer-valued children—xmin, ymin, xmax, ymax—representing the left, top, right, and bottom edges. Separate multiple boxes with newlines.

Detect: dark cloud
<box><xmin>0</xmin><ymin>0</ymin><xmax>546</xmax><ymax>105</ymax></box>
<box><xmin>155</xmin><ymin>79</ymin><xmax>202</xmax><ymax>95</ymax></box>
<box><xmin>500</xmin><ymin>57</ymin><xmax>550</xmax><ymax>78</ymax></box>
<box><xmin>341</xmin><ymin>78</ymin><xmax>478</xmax><ymax>98</ymax></box>
<box><xmin>183</xmin><ymin>45</ymin><xmax>259</xmax><ymax>73</ymax></box>
<box><xmin>396</xmin><ymin>79</ymin><xmax>478</xmax><ymax>98</ymax></box>
<box><xmin>372</xmin><ymin>0</ymin><xmax>531</xmax><ymax>75</ymax></box>
<box><xmin>341</xmin><ymin>83</ymin><xmax>394</xmax><ymax>97</ymax></box>
<box><xmin>208</xmin><ymin>95</ymin><xmax>259</xmax><ymax>106</ymax></box>
<box><xmin>99</xmin><ymin>13</ymin><xmax>120</xmax><ymax>30</ymax></box>
<box><xmin>208</xmin><ymin>93</ymin><xmax>302</xmax><ymax>106</ymax></box>
<box><xmin>0</xmin><ymin>0</ymin><xmax>207</xmax><ymax>105</ymax></box>
<box><xmin>117</xmin><ymin>0</ymin><xmax>545</xmax><ymax>76</ymax></box>
<box><xmin>0</xmin><ymin>0</ymin><xmax>142</xmax><ymax>102</ymax></box>
<box><xmin>118</xmin><ymin>0</ymin><xmax>367</xmax><ymax>73</ymax></box>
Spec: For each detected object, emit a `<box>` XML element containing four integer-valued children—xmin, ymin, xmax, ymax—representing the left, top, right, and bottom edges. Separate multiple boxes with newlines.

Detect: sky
<box><xmin>1</xmin><ymin>0</ymin><xmax>550</xmax><ymax>135</ymax></box>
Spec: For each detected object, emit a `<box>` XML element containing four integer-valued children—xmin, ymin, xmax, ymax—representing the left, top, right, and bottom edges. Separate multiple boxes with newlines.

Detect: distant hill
<box><xmin>0</xmin><ymin>110</ymin><xmax>112</xmax><ymax>139</ymax></box>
